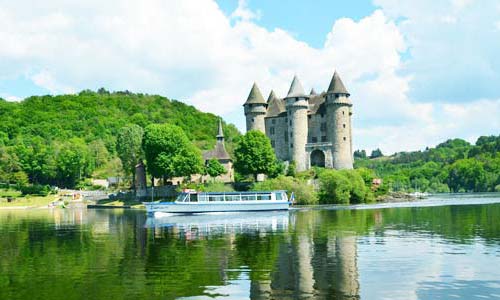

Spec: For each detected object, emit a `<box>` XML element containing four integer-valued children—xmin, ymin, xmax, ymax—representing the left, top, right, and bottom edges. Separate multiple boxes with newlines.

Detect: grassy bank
<box><xmin>0</xmin><ymin>194</ymin><xmax>56</xmax><ymax>208</ymax></box>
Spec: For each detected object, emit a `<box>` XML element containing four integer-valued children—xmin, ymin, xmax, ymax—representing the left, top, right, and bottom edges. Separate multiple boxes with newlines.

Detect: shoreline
<box><xmin>2</xmin><ymin>192</ymin><xmax>499</xmax><ymax>211</ymax></box>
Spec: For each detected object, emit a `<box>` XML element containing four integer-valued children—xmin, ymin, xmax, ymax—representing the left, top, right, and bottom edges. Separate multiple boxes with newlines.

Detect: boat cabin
<box><xmin>175</xmin><ymin>191</ymin><xmax>288</xmax><ymax>203</ymax></box>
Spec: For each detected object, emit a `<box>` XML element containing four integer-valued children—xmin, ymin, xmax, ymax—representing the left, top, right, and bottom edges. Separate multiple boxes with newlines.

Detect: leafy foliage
<box><xmin>116</xmin><ymin>124</ymin><xmax>144</xmax><ymax>184</ymax></box>
<box><xmin>318</xmin><ymin>169</ymin><xmax>376</xmax><ymax>204</ymax></box>
<box><xmin>234</xmin><ymin>130</ymin><xmax>278</xmax><ymax>180</ymax></box>
<box><xmin>143</xmin><ymin>124</ymin><xmax>203</xmax><ymax>181</ymax></box>
<box><xmin>0</xmin><ymin>90</ymin><xmax>240</xmax><ymax>188</ymax></box>
<box><xmin>355</xmin><ymin>136</ymin><xmax>500</xmax><ymax>193</ymax></box>
<box><xmin>251</xmin><ymin>175</ymin><xmax>318</xmax><ymax>205</ymax></box>
<box><xmin>204</xmin><ymin>158</ymin><xmax>226</xmax><ymax>178</ymax></box>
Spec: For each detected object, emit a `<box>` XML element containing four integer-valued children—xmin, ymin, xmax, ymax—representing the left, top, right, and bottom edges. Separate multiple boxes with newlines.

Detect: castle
<box><xmin>243</xmin><ymin>71</ymin><xmax>353</xmax><ymax>171</ymax></box>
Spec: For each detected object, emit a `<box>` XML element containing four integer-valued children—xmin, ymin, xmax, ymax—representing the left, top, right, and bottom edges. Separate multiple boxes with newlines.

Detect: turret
<box><xmin>325</xmin><ymin>71</ymin><xmax>353</xmax><ymax>169</ymax></box>
<box><xmin>243</xmin><ymin>83</ymin><xmax>267</xmax><ymax>133</ymax></box>
<box><xmin>284</xmin><ymin>75</ymin><xmax>309</xmax><ymax>171</ymax></box>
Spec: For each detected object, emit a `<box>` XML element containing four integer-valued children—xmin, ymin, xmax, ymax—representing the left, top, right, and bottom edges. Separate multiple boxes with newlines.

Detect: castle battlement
<box><xmin>243</xmin><ymin>71</ymin><xmax>354</xmax><ymax>171</ymax></box>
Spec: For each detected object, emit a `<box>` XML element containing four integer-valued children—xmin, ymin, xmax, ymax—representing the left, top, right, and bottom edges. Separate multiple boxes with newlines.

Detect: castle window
<box><xmin>272</xmin><ymin>119</ymin><xmax>276</xmax><ymax>124</ymax></box>
<box><xmin>343</xmin><ymin>137</ymin><xmax>347</xmax><ymax>141</ymax></box>
<box><xmin>271</xmin><ymin>140</ymin><xmax>275</xmax><ymax>147</ymax></box>
<box><xmin>343</xmin><ymin>124</ymin><xmax>346</xmax><ymax>128</ymax></box>
<box><xmin>290</xmin><ymin>143</ymin><xmax>293</xmax><ymax>148</ymax></box>
<box><xmin>308</xmin><ymin>115</ymin><xmax>311</xmax><ymax>119</ymax></box>
<box><xmin>270</xmin><ymin>127</ymin><xmax>275</xmax><ymax>135</ymax></box>
<box><xmin>290</xmin><ymin>131</ymin><xmax>293</xmax><ymax>138</ymax></box>
<box><xmin>289</xmin><ymin>120</ymin><xmax>292</xmax><ymax>126</ymax></box>
<box><xmin>342</xmin><ymin>111</ymin><xmax>345</xmax><ymax>115</ymax></box>
<box><xmin>321</xmin><ymin>113</ymin><xmax>325</xmax><ymax>118</ymax></box>
<box><xmin>312</xmin><ymin>137</ymin><xmax>318</xmax><ymax>143</ymax></box>
<box><xmin>321</xmin><ymin>136</ymin><xmax>327</xmax><ymax>142</ymax></box>
<box><xmin>252</xmin><ymin>118</ymin><xmax>254</xmax><ymax>122</ymax></box>
<box><xmin>320</xmin><ymin>123</ymin><xmax>326</xmax><ymax>132</ymax></box>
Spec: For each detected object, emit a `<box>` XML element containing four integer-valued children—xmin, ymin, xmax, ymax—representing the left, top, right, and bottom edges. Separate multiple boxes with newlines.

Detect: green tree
<box><xmin>88</xmin><ymin>139</ymin><xmax>109</xmax><ymax>168</ymax></box>
<box><xmin>446</xmin><ymin>158</ymin><xmax>487</xmax><ymax>192</ymax></box>
<box><xmin>204</xmin><ymin>159</ymin><xmax>226</xmax><ymax>178</ymax></box>
<box><xmin>234</xmin><ymin>130</ymin><xmax>278</xmax><ymax>180</ymax></box>
<box><xmin>116</xmin><ymin>124</ymin><xmax>144</xmax><ymax>187</ymax></box>
<box><xmin>55</xmin><ymin>139</ymin><xmax>93</xmax><ymax>187</ymax></box>
<box><xmin>370</xmin><ymin>148</ymin><xmax>383</xmax><ymax>158</ymax></box>
<box><xmin>143</xmin><ymin>124</ymin><xmax>203</xmax><ymax>184</ymax></box>
<box><xmin>354</xmin><ymin>149</ymin><xmax>367</xmax><ymax>159</ymax></box>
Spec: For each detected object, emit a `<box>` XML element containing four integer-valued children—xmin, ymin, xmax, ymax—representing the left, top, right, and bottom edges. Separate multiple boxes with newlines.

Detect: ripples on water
<box><xmin>1</xmin><ymin>194</ymin><xmax>500</xmax><ymax>300</ymax></box>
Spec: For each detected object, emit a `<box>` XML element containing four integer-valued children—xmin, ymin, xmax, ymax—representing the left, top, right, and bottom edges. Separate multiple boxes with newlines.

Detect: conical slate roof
<box><xmin>266</xmin><ymin>97</ymin><xmax>286</xmax><ymax>117</ymax></box>
<box><xmin>285</xmin><ymin>75</ymin><xmax>307</xmax><ymax>98</ymax></box>
<box><xmin>217</xmin><ymin>119</ymin><xmax>224</xmax><ymax>138</ymax></box>
<box><xmin>327</xmin><ymin>71</ymin><xmax>349</xmax><ymax>95</ymax></box>
<box><xmin>244</xmin><ymin>83</ymin><xmax>266</xmax><ymax>105</ymax></box>
<box><xmin>310</xmin><ymin>88</ymin><xmax>317</xmax><ymax>95</ymax></box>
<box><xmin>267</xmin><ymin>90</ymin><xmax>277</xmax><ymax>103</ymax></box>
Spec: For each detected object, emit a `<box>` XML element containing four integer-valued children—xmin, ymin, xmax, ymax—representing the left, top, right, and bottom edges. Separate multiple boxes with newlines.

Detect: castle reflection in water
<box><xmin>146</xmin><ymin>210</ymin><xmax>362</xmax><ymax>299</ymax></box>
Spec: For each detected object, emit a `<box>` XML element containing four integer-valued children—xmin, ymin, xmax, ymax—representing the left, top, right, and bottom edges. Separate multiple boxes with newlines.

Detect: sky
<box><xmin>0</xmin><ymin>0</ymin><xmax>499</xmax><ymax>154</ymax></box>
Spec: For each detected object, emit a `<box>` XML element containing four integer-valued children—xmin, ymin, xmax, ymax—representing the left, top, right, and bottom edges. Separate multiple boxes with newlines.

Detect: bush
<box><xmin>251</xmin><ymin>176</ymin><xmax>317</xmax><ymax>205</ymax></box>
<box><xmin>495</xmin><ymin>185</ymin><xmax>500</xmax><ymax>192</ymax></box>
<box><xmin>318</xmin><ymin>170</ymin><xmax>351</xmax><ymax>204</ymax></box>
<box><xmin>318</xmin><ymin>169</ymin><xmax>377</xmax><ymax>204</ymax></box>
<box><xmin>340</xmin><ymin>170</ymin><xmax>367</xmax><ymax>203</ymax></box>
<box><xmin>20</xmin><ymin>184</ymin><xmax>52</xmax><ymax>196</ymax></box>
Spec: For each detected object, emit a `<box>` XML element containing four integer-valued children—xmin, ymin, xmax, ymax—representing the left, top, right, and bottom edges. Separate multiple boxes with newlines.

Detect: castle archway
<box><xmin>310</xmin><ymin>150</ymin><xmax>325</xmax><ymax>168</ymax></box>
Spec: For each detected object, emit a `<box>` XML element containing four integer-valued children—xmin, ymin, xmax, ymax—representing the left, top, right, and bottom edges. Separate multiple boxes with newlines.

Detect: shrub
<box><xmin>318</xmin><ymin>169</ymin><xmax>378</xmax><ymax>204</ymax></box>
<box><xmin>251</xmin><ymin>175</ymin><xmax>317</xmax><ymax>205</ymax></box>
<box><xmin>340</xmin><ymin>170</ymin><xmax>365</xmax><ymax>203</ymax></box>
<box><xmin>20</xmin><ymin>184</ymin><xmax>52</xmax><ymax>196</ymax></box>
<box><xmin>318</xmin><ymin>170</ymin><xmax>351</xmax><ymax>204</ymax></box>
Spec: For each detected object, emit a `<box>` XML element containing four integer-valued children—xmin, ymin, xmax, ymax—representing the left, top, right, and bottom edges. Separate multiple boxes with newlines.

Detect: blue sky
<box><xmin>217</xmin><ymin>0</ymin><xmax>377</xmax><ymax>48</ymax></box>
<box><xmin>0</xmin><ymin>0</ymin><xmax>499</xmax><ymax>153</ymax></box>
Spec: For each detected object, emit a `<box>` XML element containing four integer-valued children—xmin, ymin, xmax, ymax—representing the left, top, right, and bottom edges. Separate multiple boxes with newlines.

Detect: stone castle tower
<box><xmin>243</xmin><ymin>71</ymin><xmax>353</xmax><ymax>171</ymax></box>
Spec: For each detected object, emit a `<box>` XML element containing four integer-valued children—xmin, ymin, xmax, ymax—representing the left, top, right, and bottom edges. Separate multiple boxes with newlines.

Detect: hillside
<box><xmin>355</xmin><ymin>137</ymin><xmax>500</xmax><ymax>193</ymax></box>
<box><xmin>0</xmin><ymin>89</ymin><xmax>240</xmax><ymax>187</ymax></box>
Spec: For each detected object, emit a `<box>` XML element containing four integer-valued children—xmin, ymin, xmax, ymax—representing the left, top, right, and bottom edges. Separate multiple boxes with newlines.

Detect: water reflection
<box><xmin>145</xmin><ymin>211</ymin><xmax>290</xmax><ymax>239</ymax></box>
<box><xmin>1</xmin><ymin>196</ymin><xmax>500</xmax><ymax>300</ymax></box>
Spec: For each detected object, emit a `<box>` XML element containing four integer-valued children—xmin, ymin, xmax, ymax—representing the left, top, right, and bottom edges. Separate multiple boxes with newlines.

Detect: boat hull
<box><xmin>144</xmin><ymin>200</ymin><xmax>290</xmax><ymax>214</ymax></box>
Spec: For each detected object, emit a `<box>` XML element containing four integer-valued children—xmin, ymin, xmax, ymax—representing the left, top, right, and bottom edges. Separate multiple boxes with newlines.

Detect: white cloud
<box><xmin>31</xmin><ymin>70</ymin><xmax>75</xmax><ymax>94</ymax></box>
<box><xmin>1</xmin><ymin>95</ymin><xmax>22</xmax><ymax>102</ymax></box>
<box><xmin>0</xmin><ymin>0</ymin><xmax>498</xmax><ymax>154</ymax></box>
<box><xmin>231</xmin><ymin>0</ymin><xmax>261</xmax><ymax>22</ymax></box>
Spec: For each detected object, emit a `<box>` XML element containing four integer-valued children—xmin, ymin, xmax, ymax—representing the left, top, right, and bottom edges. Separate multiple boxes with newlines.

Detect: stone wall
<box><xmin>265</xmin><ymin>115</ymin><xmax>289</xmax><ymax>161</ymax></box>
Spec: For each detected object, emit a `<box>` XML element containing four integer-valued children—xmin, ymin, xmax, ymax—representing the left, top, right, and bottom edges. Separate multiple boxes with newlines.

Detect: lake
<box><xmin>1</xmin><ymin>193</ymin><xmax>500</xmax><ymax>300</ymax></box>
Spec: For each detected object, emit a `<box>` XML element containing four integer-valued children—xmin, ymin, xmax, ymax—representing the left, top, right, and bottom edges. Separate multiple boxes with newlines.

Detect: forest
<box><xmin>0</xmin><ymin>89</ymin><xmax>239</xmax><ymax>188</ymax></box>
<box><xmin>355</xmin><ymin>136</ymin><xmax>500</xmax><ymax>193</ymax></box>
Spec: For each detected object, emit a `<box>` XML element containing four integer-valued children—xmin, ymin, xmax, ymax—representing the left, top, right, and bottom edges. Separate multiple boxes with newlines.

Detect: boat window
<box><xmin>209</xmin><ymin>195</ymin><xmax>224</xmax><ymax>202</ymax></box>
<box><xmin>241</xmin><ymin>194</ymin><xmax>256</xmax><ymax>201</ymax></box>
<box><xmin>190</xmin><ymin>193</ymin><xmax>198</xmax><ymax>202</ymax></box>
<box><xmin>176</xmin><ymin>193</ymin><xmax>188</xmax><ymax>202</ymax></box>
<box><xmin>226</xmin><ymin>195</ymin><xmax>240</xmax><ymax>201</ymax></box>
<box><xmin>276</xmin><ymin>192</ymin><xmax>283</xmax><ymax>200</ymax></box>
<box><xmin>198</xmin><ymin>194</ymin><xmax>208</xmax><ymax>202</ymax></box>
<box><xmin>257</xmin><ymin>194</ymin><xmax>271</xmax><ymax>200</ymax></box>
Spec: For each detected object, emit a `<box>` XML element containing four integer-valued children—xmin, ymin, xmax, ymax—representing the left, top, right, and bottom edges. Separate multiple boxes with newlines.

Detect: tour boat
<box><xmin>144</xmin><ymin>190</ymin><xmax>292</xmax><ymax>215</ymax></box>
